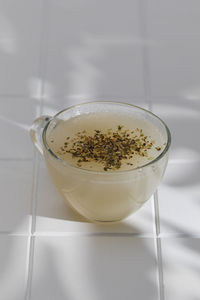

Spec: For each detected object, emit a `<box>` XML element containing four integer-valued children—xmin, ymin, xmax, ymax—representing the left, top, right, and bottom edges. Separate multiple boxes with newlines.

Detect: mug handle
<box><xmin>30</xmin><ymin>115</ymin><xmax>51</xmax><ymax>155</ymax></box>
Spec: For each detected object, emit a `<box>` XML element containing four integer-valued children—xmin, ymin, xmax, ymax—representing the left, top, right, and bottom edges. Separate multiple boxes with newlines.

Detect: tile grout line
<box><xmin>0</xmin><ymin>93</ymin><xmax>34</xmax><ymax>98</ymax></box>
<box><xmin>153</xmin><ymin>190</ymin><xmax>165</xmax><ymax>300</ymax></box>
<box><xmin>2</xmin><ymin>230</ymin><xmax>200</xmax><ymax>238</ymax></box>
<box><xmin>0</xmin><ymin>157</ymin><xmax>33</xmax><ymax>161</ymax></box>
<box><xmin>138</xmin><ymin>1</ymin><xmax>165</xmax><ymax>299</ymax></box>
<box><xmin>156</xmin><ymin>237</ymin><xmax>165</xmax><ymax>300</ymax></box>
<box><xmin>40</xmin><ymin>0</ymin><xmax>50</xmax><ymax>114</ymax></box>
<box><xmin>25</xmin><ymin>0</ymin><xmax>49</xmax><ymax>299</ymax></box>
<box><xmin>154</xmin><ymin>191</ymin><xmax>161</xmax><ymax>237</ymax></box>
<box><xmin>138</xmin><ymin>0</ymin><xmax>152</xmax><ymax>110</ymax></box>
<box><xmin>32</xmin><ymin>232</ymin><xmax>156</xmax><ymax>238</ymax></box>
<box><xmin>25</xmin><ymin>151</ymin><xmax>39</xmax><ymax>300</ymax></box>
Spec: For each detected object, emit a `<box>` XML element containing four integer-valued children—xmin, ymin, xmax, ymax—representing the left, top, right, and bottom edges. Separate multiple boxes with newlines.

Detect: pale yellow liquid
<box><xmin>48</xmin><ymin>112</ymin><xmax>164</xmax><ymax>171</ymax></box>
<box><xmin>45</xmin><ymin>112</ymin><xmax>168</xmax><ymax>222</ymax></box>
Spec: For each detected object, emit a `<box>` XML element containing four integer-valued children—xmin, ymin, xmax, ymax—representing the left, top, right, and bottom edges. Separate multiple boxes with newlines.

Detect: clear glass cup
<box><xmin>30</xmin><ymin>101</ymin><xmax>171</xmax><ymax>223</ymax></box>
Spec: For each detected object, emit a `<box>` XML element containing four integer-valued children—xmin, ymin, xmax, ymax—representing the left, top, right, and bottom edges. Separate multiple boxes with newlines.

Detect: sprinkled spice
<box><xmin>57</xmin><ymin>126</ymin><xmax>162</xmax><ymax>171</ymax></box>
<box><xmin>155</xmin><ymin>146</ymin><xmax>161</xmax><ymax>151</ymax></box>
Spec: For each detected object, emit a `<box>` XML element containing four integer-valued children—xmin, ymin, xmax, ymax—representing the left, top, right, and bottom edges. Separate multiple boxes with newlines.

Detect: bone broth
<box><xmin>48</xmin><ymin>112</ymin><xmax>164</xmax><ymax>171</ymax></box>
<box><xmin>44</xmin><ymin>110</ymin><xmax>168</xmax><ymax>221</ymax></box>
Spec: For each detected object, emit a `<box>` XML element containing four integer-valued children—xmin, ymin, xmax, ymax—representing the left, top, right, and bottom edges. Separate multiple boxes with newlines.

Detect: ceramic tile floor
<box><xmin>0</xmin><ymin>1</ymin><xmax>200</xmax><ymax>299</ymax></box>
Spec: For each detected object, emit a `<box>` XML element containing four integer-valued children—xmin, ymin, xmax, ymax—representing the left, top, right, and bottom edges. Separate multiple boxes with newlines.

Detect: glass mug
<box><xmin>30</xmin><ymin>101</ymin><xmax>171</xmax><ymax>223</ymax></box>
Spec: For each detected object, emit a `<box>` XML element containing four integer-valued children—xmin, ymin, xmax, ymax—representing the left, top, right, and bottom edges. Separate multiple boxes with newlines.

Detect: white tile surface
<box><xmin>146</xmin><ymin>0</ymin><xmax>200</xmax><ymax>98</ymax></box>
<box><xmin>146</xmin><ymin>0</ymin><xmax>200</xmax><ymax>40</ymax></box>
<box><xmin>30</xmin><ymin>236</ymin><xmax>158</xmax><ymax>300</ymax></box>
<box><xmin>162</xmin><ymin>238</ymin><xmax>200</xmax><ymax>300</ymax></box>
<box><xmin>0</xmin><ymin>97</ymin><xmax>38</xmax><ymax>159</ymax></box>
<box><xmin>43</xmin><ymin>0</ymin><xmax>144</xmax><ymax>101</ymax></box>
<box><xmin>0</xmin><ymin>161</ymin><xmax>32</xmax><ymax>233</ymax></box>
<box><xmin>147</xmin><ymin>40</ymin><xmax>200</xmax><ymax>98</ymax></box>
<box><xmin>0</xmin><ymin>0</ymin><xmax>43</xmax><ymax>95</ymax></box>
<box><xmin>0</xmin><ymin>235</ymin><xmax>28</xmax><ymax>300</ymax></box>
<box><xmin>35</xmin><ymin>161</ymin><xmax>154</xmax><ymax>234</ymax></box>
<box><xmin>152</xmin><ymin>101</ymin><xmax>200</xmax><ymax>161</ymax></box>
<box><xmin>1</xmin><ymin>2</ymin><xmax>200</xmax><ymax>300</ymax></box>
<box><xmin>158</xmin><ymin>161</ymin><xmax>200</xmax><ymax>235</ymax></box>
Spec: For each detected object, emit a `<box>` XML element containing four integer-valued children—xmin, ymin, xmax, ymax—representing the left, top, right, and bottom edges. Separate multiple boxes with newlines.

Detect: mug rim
<box><xmin>42</xmin><ymin>101</ymin><xmax>171</xmax><ymax>175</ymax></box>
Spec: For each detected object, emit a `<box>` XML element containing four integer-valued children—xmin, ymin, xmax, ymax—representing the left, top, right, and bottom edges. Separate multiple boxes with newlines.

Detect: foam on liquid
<box><xmin>47</xmin><ymin>112</ymin><xmax>165</xmax><ymax>172</ymax></box>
